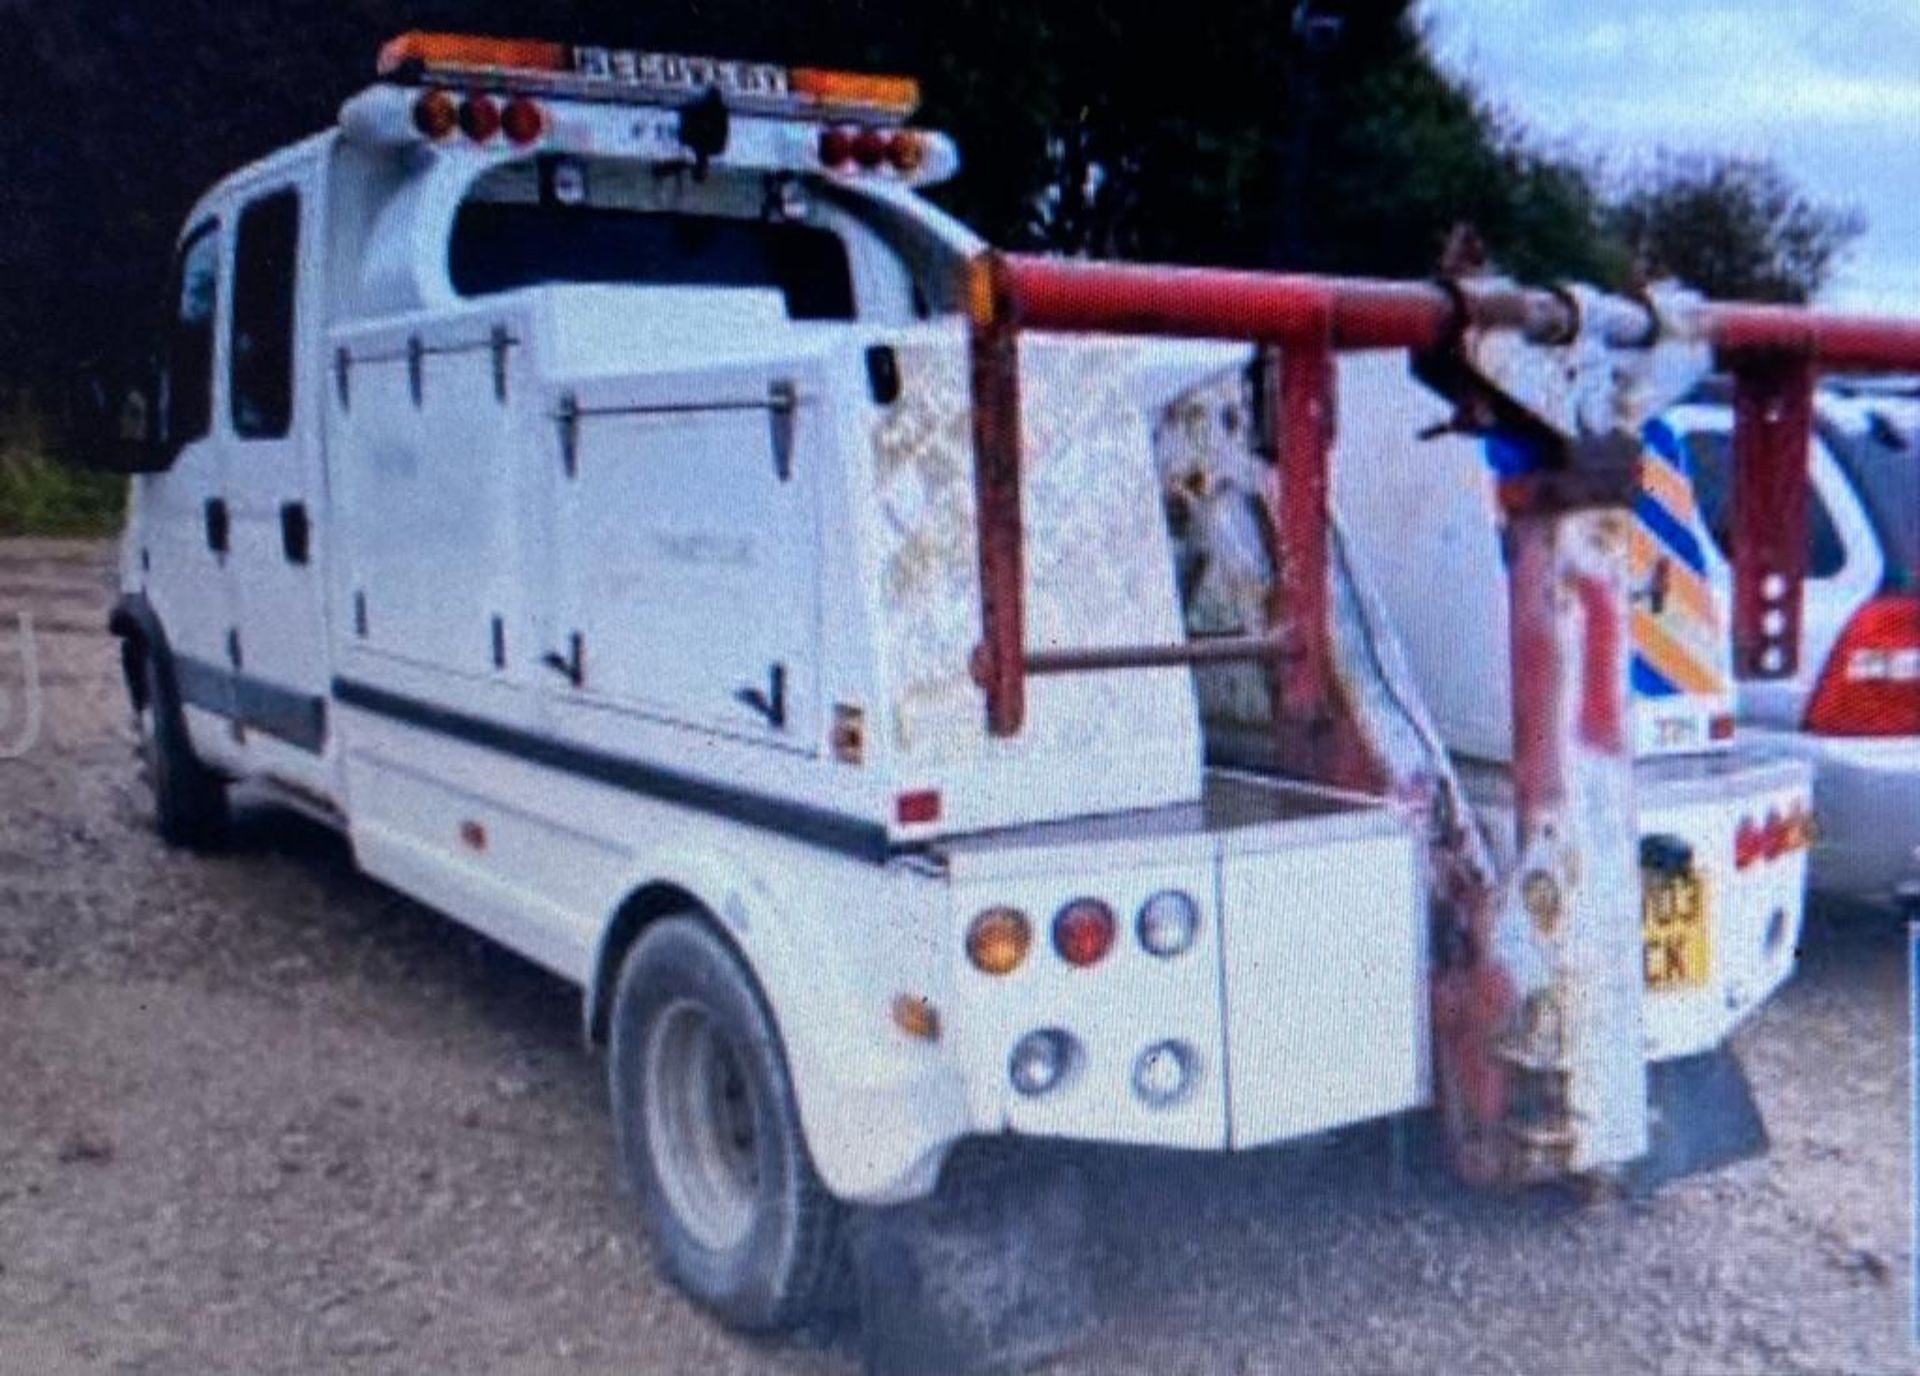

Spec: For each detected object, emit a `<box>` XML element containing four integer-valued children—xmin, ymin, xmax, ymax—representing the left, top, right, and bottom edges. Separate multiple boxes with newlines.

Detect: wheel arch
<box><xmin>107</xmin><ymin>592</ymin><xmax>171</xmax><ymax>713</ymax></box>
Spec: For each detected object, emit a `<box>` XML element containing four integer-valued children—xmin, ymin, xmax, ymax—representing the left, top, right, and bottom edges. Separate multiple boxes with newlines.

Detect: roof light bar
<box><xmin>376</xmin><ymin>31</ymin><xmax>921</xmax><ymax>122</ymax></box>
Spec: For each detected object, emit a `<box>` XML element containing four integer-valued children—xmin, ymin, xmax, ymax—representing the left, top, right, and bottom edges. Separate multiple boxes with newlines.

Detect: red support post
<box><xmin>1727</xmin><ymin>359</ymin><xmax>1815</xmax><ymax>680</ymax></box>
<box><xmin>967</xmin><ymin>255</ymin><xmax>1029</xmax><ymax>736</ymax></box>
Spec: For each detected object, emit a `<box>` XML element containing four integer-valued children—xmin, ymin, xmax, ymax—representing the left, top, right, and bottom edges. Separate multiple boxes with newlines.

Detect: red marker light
<box><xmin>459</xmin><ymin>92</ymin><xmax>502</xmax><ymax>141</ymax></box>
<box><xmin>1735</xmin><ymin>817</ymin><xmax>1763</xmax><ymax>869</ymax></box>
<box><xmin>413</xmin><ymin>89</ymin><xmax>459</xmax><ymax>141</ymax></box>
<box><xmin>886</xmin><ymin>131</ymin><xmax>926</xmax><ymax>173</ymax></box>
<box><xmin>1053</xmin><ymin>899</ymin><xmax>1116</xmax><ymax>967</ymax></box>
<box><xmin>852</xmin><ymin>127</ymin><xmax>887</xmax><ymax>170</ymax></box>
<box><xmin>896</xmin><ymin>790</ymin><xmax>941</xmax><ymax>826</ymax></box>
<box><xmin>501</xmin><ymin>95</ymin><xmax>546</xmax><ymax>146</ymax></box>
<box><xmin>819</xmin><ymin>126</ymin><xmax>854</xmax><ymax>168</ymax></box>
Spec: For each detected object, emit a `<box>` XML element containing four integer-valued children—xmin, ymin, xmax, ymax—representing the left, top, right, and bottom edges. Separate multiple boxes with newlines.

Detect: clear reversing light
<box><xmin>1136</xmin><ymin>890</ymin><xmax>1199</xmax><ymax>957</ymax></box>
<box><xmin>1132</xmin><ymin>1041</ymin><xmax>1196</xmax><ymax>1107</ymax></box>
<box><xmin>1009</xmin><ymin>1029</ymin><xmax>1075</xmax><ymax>1097</ymax></box>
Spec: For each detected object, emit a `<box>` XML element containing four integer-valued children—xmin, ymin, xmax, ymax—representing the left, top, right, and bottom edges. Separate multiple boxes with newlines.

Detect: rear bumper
<box><xmin>1744</xmin><ymin>728</ymin><xmax>1920</xmax><ymax>909</ymax></box>
<box><xmin>1459</xmin><ymin>749</ymin><xmax>1812</xmax><ymax>1062</ymax></box>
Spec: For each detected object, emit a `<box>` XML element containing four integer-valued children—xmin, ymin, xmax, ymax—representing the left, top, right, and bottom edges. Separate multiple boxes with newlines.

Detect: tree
<box><xmin>1603</xmin><ymin>153</ymin><xmax>1864</xmax><ymax>304</ymax></box>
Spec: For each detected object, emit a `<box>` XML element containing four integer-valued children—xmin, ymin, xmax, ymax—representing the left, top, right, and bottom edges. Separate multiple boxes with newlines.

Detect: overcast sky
<box><xmin>1418</xmin><ymin>1</ymin><xmax>1920</xmax><ymax>311</ymax></box>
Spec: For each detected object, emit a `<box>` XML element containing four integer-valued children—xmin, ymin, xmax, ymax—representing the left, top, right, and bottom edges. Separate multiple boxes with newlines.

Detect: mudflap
<box><xmin>853</xmin><ymin>1148</ymin><xmax>1094</xmax><ymax>1375</ymax></box>
<box><xmin>1624</xmin><ymin>1046</ymin><xmax>1768</xmax><ymax>1196</ymax></box>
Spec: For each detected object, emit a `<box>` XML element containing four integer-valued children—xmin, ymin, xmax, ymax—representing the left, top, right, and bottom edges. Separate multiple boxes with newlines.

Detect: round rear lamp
<box><xmin>818</xmin><ymin>126</ymin><xmax>854</xmax><ymax>168</ymax></box>
<box><xmin>501</xmin><ymin>96</ymin><xmax>546</xmax><ymax>146</ymax></box>
<box><xmin>885</xmin><ymin>131</ymin><xmax>926</xmax><ymax>173</ymax></box>
<box><xmin>1132</xmin><ymin>1040</ymin><xmax>1197</xmax><ymax>1107</ymax></box>
<box><xmin>851</xmin><ymin>127</ymin><xmax>888</xmax><ymax>170</ymax></box>
<box><xmin>412</xmin><ymin>89</ymin><xmax>459</xmax><ymax>141</ymax></box>
<box><xmin>1052</xmin><ymin>898</ymin><xmax>1116</xmax><ymax>967</ymax></box>
<box><xmin>459</xmin><ymin>92</ymin><xmax>501</xmax><ymax>142</ymax></box>
<box><xmin>966</xmin><ymin>907</ymin><xmax>1031</xmax><ymax>976</ymax></box>
<box><xmin>1136</xmin><ymin>891</ymin><xmax>1199</xmax><ymax>957</ymax></box>
<box><xmin>1009</xmin><ymin>1029</ymin><xmax>1074</xmax><ymax>1097</ymax></box>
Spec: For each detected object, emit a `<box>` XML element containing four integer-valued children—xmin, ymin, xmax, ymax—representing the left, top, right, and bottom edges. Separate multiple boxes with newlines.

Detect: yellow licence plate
<box><xmin>1643</xmin><ymin>868</ymin><xmax>1710</xmax><ymax>991</ymax></box>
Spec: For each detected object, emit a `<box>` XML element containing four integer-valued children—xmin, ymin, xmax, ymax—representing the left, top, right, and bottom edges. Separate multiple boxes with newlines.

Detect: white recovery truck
<box><xmin>84</xmin><ymin>31</ymin><xmax>1920</xmax><ymax>1337</ymax></box>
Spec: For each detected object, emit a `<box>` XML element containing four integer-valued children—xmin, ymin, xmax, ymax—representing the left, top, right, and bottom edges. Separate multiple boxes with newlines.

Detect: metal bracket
<box><xmin>768</xmin><ymin>379</ymin><xmax>797</xmax><ymax>481</ymax></box>
<box><xmin>406</xmin><ymin>335</ymin><xmax>425</xmax><ymax>408</ymax></box>
<box><xmin>489</xmin><ymin>324</ymin><xmax>512</xmax><ymax>404</ymax></box>
<box><xmin>555</xmin><ymin>392</ymin><xmax>580</xmax><ymax>478</ymax></box>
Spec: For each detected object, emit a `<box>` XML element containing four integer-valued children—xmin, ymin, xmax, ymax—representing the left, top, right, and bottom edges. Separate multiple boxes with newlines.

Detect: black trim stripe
<box><xmin>175</xmin><ymin>655</ymin><xmax>328</xmax><ymax>755</ymax></box>
<box><xmin>331</xmin><ymin>677</ymin><xmax>894</xmax><ymax>864</ymax></box>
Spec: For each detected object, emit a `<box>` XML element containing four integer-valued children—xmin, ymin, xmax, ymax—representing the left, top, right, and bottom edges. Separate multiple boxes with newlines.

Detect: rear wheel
<box><xmin>136</xmin><ymin>650</ymin><xmax>227</xmax><ymax>849</ymax></box>
<box><xmin>608</xmin><ymin>916</ymin><xmax>844</xmax><ymax>1332</ymax></box>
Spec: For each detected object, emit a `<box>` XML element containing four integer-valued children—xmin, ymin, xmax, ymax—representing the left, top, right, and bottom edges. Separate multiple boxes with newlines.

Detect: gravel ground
<box><xmin>0</xmin><ymin>538</ymin><xmax>1915</xmax><ymax>1375</ymax></box>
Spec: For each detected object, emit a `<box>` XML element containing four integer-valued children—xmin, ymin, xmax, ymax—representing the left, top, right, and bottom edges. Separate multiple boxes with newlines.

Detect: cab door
<box><xmin>139</xmin><ymin>218</ymin><xmax>247</xmax><ymax>773</ymax></box>
<box><xmin>221</xmin><ymin>173</ymin><xmax>335</xmax><ymax>793</ymax></box>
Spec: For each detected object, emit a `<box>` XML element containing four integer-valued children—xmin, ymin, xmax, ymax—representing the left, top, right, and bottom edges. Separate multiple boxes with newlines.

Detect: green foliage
<box><xmin>0</xmin><ymin>401</ymin><xmax>125</xmax><ymax>536</ymax></box>
<box><xmin>1603</xmin><ymin>153</ymin><xmax>1865</xmax><ymax>304</ymax></box>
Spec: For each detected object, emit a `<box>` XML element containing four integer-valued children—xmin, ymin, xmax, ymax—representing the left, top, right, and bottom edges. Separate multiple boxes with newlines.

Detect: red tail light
<box><xmin>851</xmin><ymin>127</ymin><xmax>888</xmax><ymax>170</ymax></box>
<box><xmin>1803</xmin><ymin>595</ymin><xmax>1920</xmax><ymax>737</ymax></box>
<box><xmin>818</xmin><ymin>126</ymin><xmax>853</xmax><ymax>168</ymax></box>
<box><xmin>458</xmin><ymin>92</ymin><xmax>501</xmax><ymax>141</ymax></box>
<box><xmin>413</xmin><ymin>89</ymin><xmax>459</xmax><ymax>140</ymax></box>
<box><xmin>1053</xmin><ymin>899</ymin><xmax>1116</xmax><ymax>967</ymax></box>
<box><xmin>1735</xmin><ymin>817</ymin><xmax>1764</xmax><ymax>869</ymax></box>
<box><xmin>501</xmin><ymin>96</ymin><xmax>546</xmax><ymax>146</ymax></box>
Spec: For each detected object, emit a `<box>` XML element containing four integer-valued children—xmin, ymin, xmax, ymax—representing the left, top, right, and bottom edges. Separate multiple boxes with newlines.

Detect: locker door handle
<box><xmin>280</xmin><ymin>501</ymin><xmax>310</xmax><ymax>566</ymax></box>
<box><xmin>204</xmin><ymin>498</ymin><xmax>229</xmax><ymax>555</ymax></box>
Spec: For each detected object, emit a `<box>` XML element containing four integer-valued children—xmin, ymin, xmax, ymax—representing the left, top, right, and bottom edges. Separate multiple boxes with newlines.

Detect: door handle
<box><xmin>734</xmin><ymin>663</ymin><xmax>787</xmax><ymax>730</ymax></box>
<box><xmin>204</xmin><ymin>498</ymin><xmax>229</xmax><ymax>555</ymax></box>
<box><xmin>540</xmin><ymin>632</ymin><xmax>584</xmax><ymax>688</ymax></box>
<box><xmin>280</xmin><ymin>501</ymin><xmax>310</xmax><ymax>566</ymax></box>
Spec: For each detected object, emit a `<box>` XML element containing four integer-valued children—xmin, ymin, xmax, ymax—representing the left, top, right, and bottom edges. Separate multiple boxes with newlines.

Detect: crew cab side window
<box><xmin>230</xmin><ymin>190</ymin><xmax>300</xmax><ymax>439</ymax></box>
<box><xmin>160</xmin><ymin>222</ymin><xmax>220</xmax><ymax>450</ymax></box>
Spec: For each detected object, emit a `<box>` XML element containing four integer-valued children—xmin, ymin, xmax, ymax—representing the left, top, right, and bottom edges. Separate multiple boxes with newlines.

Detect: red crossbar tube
<box><xmin>966</xmin><ymin>251</ymin><xmax>1920</xmax><ymax>730</ymax></box>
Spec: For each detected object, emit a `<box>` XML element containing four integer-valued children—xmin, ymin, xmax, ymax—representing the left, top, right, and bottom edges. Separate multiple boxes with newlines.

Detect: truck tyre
<box><xmin>136</xmin><ymin>650</ymin><xmax>228</xmax><ymax>849</ymax></box>
<box><xmin>608</xmin><ymin>916</ymin><xmax>844</xmax><ymax>1332</ymax></box>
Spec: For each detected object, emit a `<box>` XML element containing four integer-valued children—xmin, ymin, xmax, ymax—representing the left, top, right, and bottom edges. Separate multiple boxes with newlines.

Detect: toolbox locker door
<box><xmin>1219</xmin><ymin>828</ymin><xmax>1428</xmax><ymax>1146</ymax></box>
<box><xmin>552</xmin><ymin>356</ymin><xmax>823</xmax><ymax>750</ymax></box>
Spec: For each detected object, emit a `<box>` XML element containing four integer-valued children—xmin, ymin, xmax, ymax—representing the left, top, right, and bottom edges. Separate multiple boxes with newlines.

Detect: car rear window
<box><xmin>1828</xmin><ymin>424</ymin><xmax>1917</xmax><ymax>590</ymax></box>
<box><xmin>1678</xmin><ymin>429</ymin><xmax>1848</xmax><ymax>580</ymax></box>
<box><xmin>448</xmin><ymin>202</ymin><xmax>855</xmax><ymax>320</ymax></box>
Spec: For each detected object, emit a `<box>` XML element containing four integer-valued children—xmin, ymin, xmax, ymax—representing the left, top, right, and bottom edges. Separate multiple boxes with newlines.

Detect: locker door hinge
<box><xmin>768</xmin><ymin>379</ymin><xmax>797</xmax><ymax>482</ymax></box>
<box><xmin>556</xmin><ymin>392</ymin><xmax>580</xmax><ymax>478</ymax></box>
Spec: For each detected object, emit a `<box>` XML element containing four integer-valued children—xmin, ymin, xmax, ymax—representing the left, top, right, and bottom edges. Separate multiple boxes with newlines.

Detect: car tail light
<box><xmin>458</xmin><ymin>92</ymin><xmax>501</xmax><ymax>141</ymax></box>
<box><xmin>1735</xmin><ymin>804</ymin><xmax>1813</xmax><ymax>869</ymax></box>
<box><xmin>1803</xmin><ymin>595</ymin><xmax>1920</xmax><ymax>737</ymax></box>
<box><xmin>1052</xmin><ymin>899</ymin><xmax>1116</xmax><ymax>967</ymax></box>
<box><xmin>501</xmin><ymin>95</ymin><xmax>546</xmax><ymax>145</ymax></box>
<box><xmin>413</xmin><ymin>89</ymin><xmax>459</xmax><ymax>140</ymax></box>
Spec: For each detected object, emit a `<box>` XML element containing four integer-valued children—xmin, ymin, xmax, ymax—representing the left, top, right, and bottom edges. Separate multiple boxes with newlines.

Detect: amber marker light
<box><xmin>966</xmin><ymin>907</ymin><xmax>1032</xmax><ymax>975</ymax></box>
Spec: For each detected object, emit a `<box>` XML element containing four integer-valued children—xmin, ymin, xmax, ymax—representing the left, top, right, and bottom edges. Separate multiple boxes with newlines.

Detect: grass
<box><xmin>0</xmin><ymin>399</ymin><xmax>126</xmax><ymax>537</ymax></box>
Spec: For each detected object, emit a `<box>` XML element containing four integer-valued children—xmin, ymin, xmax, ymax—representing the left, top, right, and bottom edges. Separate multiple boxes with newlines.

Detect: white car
<box><xmin>1660</xmin><ymin>386</ymin><xmax>1920</xmax><ymax>912</ymax></box>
